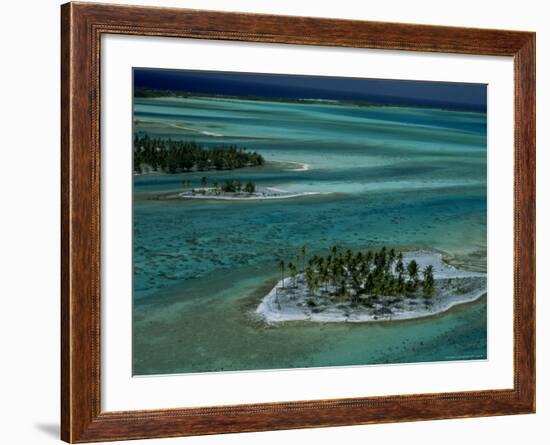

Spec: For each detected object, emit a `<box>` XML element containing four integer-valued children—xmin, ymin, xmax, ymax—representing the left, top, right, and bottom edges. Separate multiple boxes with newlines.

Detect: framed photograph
<box><xmin>61</xmin><ymin>2</ymin><xmax>535</xmax><ymax>442</ymax></box>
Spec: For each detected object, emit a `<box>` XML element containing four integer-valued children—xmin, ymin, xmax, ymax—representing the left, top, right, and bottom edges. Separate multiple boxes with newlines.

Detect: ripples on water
<box><xmin>132</xmin><ymin>96</ymin><xmax>487</xmax><ymax>375</ymax></box>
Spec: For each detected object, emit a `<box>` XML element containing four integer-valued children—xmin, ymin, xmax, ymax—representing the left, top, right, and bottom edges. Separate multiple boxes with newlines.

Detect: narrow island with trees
<box><xmin>133</xmin><ymin>133</ymin><xmax>265</xmax><ymax>174</ymax></box>
<box><xmin>177</xmin><ymin>175</ymin><xmax>331</xmax><ymax>201</ymax></box>
<box><xmin>256</xmin><ymin>246</ymin><xmax>487</xmax><ymax>323</ymax></box>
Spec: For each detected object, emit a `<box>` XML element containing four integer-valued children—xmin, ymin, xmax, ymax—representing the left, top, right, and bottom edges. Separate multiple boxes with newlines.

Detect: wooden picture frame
<box><xmin>61</xmin><ymin>2</ymin><xmax>535</xmax><ymax>442</ymax></box>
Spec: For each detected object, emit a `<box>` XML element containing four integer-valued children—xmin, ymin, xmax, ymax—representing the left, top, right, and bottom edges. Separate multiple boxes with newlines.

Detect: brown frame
<box><xmin>61</xmin><ymin>1</ymin><xmax>536</xmax><ymax>443</ymax></box>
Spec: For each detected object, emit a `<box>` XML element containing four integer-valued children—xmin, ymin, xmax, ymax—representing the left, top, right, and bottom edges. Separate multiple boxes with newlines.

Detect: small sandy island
<box><xmin>256</xmin><ymin>251</ymin><xmax>486</xmax><ymax>324</ymax></box>
<box><xmin>178</xmin><ymin>186</ymin><xmax>330</xmax><ymax>201</ymax></box>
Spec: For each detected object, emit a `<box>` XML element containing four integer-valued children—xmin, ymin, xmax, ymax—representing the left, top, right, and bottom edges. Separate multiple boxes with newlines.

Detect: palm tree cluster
<box><xmin>133</xmin><ymin>133</ymin><xmax>264</xmax><ymax>173</ymax></box>
<box><xmin>186</xmin><ymin>177</ymin><xmax>256</xmax><ymax>194</ymax></box>
<box><xmin>279</xmin><ymin>246</ymin><xmax>435</xmax><ymax>302</ymax></box>
<box><xmin>220</xmin><ymin>179</ymin><xmax>255</xmax><ymax>193</ymax></box>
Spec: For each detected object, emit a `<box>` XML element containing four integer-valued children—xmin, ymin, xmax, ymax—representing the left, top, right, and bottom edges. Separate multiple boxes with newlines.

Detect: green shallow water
<box><xmin>132</xmin><ymin>96</ymin><xmax>487</xmax><ymax>375</ymax></box>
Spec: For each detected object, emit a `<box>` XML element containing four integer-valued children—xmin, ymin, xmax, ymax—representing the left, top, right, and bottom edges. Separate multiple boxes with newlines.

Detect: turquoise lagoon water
<box><xmin>133</xmin><ymin>96</ymin><xmax>487</xmax><ymax>375</ymax></box>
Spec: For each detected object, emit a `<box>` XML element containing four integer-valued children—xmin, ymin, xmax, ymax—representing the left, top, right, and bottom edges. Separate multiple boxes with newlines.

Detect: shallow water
<box><xmin>132</xmin><ymin>96</ymin><xmax>487</xmax><ymax>375</ymax></box>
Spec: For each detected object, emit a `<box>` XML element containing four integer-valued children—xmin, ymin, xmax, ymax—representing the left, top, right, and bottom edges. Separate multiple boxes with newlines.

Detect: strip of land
<box><xmin>178</xmin><ymin>186</ymin><xmax>330</xmax><ymax>201</ymax></box>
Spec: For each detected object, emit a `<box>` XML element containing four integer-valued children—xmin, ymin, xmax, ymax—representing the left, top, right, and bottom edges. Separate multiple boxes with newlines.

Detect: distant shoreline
<box><xmin>134</xmin><ymin>89</ymin><xmax>487</xmax><ymax>114</ymax></box>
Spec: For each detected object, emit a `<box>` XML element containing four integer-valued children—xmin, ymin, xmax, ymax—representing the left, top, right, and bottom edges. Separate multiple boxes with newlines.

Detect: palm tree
<box><xmin>388</xmin><ymin>248</ymin><xmax>396</xmax><ymax>273</ymax></box>
<box><xmin>423</xmin><ymin>265</ymin><xmax>435</xmax><ymax>297</ymax></box>
<box><xmin>395</xmin><ymin>252</ymin><xmax>405</xmax><ymax>275</ymax></box>
<box><xmin>300</xmin><ymin>245</ymin><xmax>307</xmax><ymax>273</ymax></box>
<box><xmin>350</xmin><ymin>268</ymin><xmax>362</xmax><ymax>302</ymax></box>
<box><xmin>397</xmin><ymin>273</ymin><xmax>406</xmax><ymax>294</ymax></box>
<box><xmin>311</xmin><ymin>275</ymin><xmax>320</xmax><ymax>297</ymax></box>
<box><xmin>288</xmin><ymin>262</ymin><xmax>297</xmax><ymax>288</ymax></box>
<box><xmin>364</xmin><ymin>250</ymin><xmax>373</xmax><ymax>273</ymax></box>
<box><xmin>279</xmin><ymin>260</ymin><xmax>285</xmax><ymax>289</ymax></box>
<box><xmin>309</xmin><ymin>255</ymin><xmax>319</xmax><ymax>272</ymax></box>
<box><xmin>374</xmin><ymin>248</ymin><xmax>387</xmax><ymax>276</ymax></box>
<box><xmin>358</xmin><ymin>261</ymin><xmax>368</xmax><ymax>286</ymax></box>
<box><xmin>244</xmin><ymin>182</ymin><xmax>255</xmax><ymax>193</ymax></box>
<box><xmin>338</xmin><ymin>279</ymin><xmax>348</xmax><ymax>300</ymax></box>
<box><xmin>348</xmin><ymin>257</ymin><xmax>357</xmax><ymax>279</ymax></box>
<box><xmin>380</xmin><ymin>246</ymin><xmax>387</xmax><ymax>263</ymax></box>
<box><xmin>365</xmin><ymin>272</ymin><xmax>375</xmax><ymax>296</ymax></box>
<box><xmin>407</xmin><ymin>260</ymin><xmax>419</xmax><ymax>291</ymax></box>
<box><xmin>345</xmin><ymin>249</ymin><xmax>353</xmax><ymax>264</ymax></box>
<box><xmin>330</xmin><ymin>257</ymin><xmax>341</xmax><ymax>286</ymax></box>
<box><xmin>320</xmin><ymin>265</ymin><xmax>330</xmax><ymax>293</ymax></box>
<box><xmin>305</xmin><ymin>268</ymin><xmax>317</xmax><ymax>297</ymax></box>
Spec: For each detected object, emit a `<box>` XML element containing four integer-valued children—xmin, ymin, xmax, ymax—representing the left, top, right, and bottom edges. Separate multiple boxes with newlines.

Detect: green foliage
<box><xmin>288</xmin><ymin>262</ymin><xmax>297</xmax><ymax>288</ymax></box>
<box><xmin>300</xmin><ymin>245</ymin><xmax>307</xmax><ymax>273</ymax></box>
<box><xmin>422</xmin><ymin>265</ymin><xmax>435</xmax><ymax>297</ymax></box>
<box><xmin>281</xmin><ymin>246</ymin><xmax>436</xmax><ymax>303</ymax></box>
<box><xmin>221</xmin><ymin>180</ymin><xmax>243</xmax><ymax>192</ymax></box>
<box><xmin>406</xmin><ymin>260</ymin><xmax>419</xmax><ymax>291</ymax></box>
<box><xmin>278</xmin><ymin>260</ymin><xmax>285</xmax><ymax>289</ymax></box>
<box><xmin>133</xmin><ymin>133</ymin><xmax>264</xmax><ymax>173</ymax></box>
<box><xmin>244</xmin><ymin>182</ymin><xmax>255</xmax><ymax>193</ymax></box>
